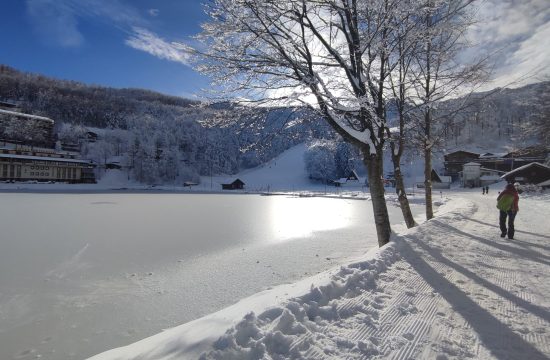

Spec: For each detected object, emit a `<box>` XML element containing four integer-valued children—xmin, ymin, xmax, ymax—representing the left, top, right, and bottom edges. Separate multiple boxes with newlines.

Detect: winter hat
<box><xmin>505</xmin><ymin>183</ymin><xmax>515</xmax><ymax>191</ymax></box>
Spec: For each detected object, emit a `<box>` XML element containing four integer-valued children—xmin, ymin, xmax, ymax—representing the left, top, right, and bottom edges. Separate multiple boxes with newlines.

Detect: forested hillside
<box><xmin>432</xmin><ymin>81</ymin><xmax>550</xmax><ymax>152</ymax></box>
<box><xmin>1</xmin><ymin>65</ymin><xmax>547</xmax><ymax>184</ymax></box>
<box><xmin>0</xmin><ymin>65</ymin><xmax>333</xmax><ymax>183</ymax></box>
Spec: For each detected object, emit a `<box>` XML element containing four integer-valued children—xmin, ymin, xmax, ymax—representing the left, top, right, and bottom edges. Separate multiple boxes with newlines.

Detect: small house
<box><xmin>501</xmin><ymin>163</ymin><xmax>550</xmax><ymax>185</ymax></box>
<box><xmin>221</xmin><ymin>178</ymin><xmax>245</xmax><ymax>190</ymax></box>
<box><xmin>105</xmin><ymin>162</ymin><xmax>122</xmax><ymax>170</ymax></box>
<box><xmin>416</xmin><ymin>169</ymin><xmax>451</xmax><ymax>189</ymax></box>
<box><xmin>346</xmin><ymin>170</ymin><xmax>360</xmax><ymax>181</ymax></box>
<box><xmin>85</xmin><ymin>131</ymin><xmax>98</xmax><ymax>142</ymax></box>
<box><xmin>333</xmin><ymin>170</ymin><xmax>366</xmax><ymax>187</ymax></box>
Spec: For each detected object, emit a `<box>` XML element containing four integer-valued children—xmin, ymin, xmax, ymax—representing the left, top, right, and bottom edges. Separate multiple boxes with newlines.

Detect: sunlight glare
<box><xmin>268</xmin><ymin>197</ymin><xmax>353</xmax><ymax>241</ymax></box>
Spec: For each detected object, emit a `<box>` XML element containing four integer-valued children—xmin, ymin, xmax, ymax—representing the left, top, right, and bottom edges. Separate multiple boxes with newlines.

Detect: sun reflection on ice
<box><xmin>268</xmin><ymin>196</ymin><xmax>353</xmax><ymax>241</ymax></box>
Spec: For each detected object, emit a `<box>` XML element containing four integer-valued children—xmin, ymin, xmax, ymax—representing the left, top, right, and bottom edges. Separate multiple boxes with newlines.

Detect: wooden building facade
<box><xmin>501</xmin><ymin>163</ymin><xmax>550</xmax><ymax>185</ymax></box>
<box><xmin>444</xmin><ymin>147</ymin><xmax>548</xmax><ymax>180</ymax></box>
<box><xmin>221</xmin><ymin>179</ymin><xmax>245</xmax><ymax>190</ymax></box>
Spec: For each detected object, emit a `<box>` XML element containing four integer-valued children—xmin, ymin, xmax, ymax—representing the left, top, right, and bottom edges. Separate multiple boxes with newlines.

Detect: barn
<box><xmin>221</xmin><ymin>178</ymin><xmax>245</xmax><ymax>190</ymax></box>
<box><xmin>501</xmin><ymin>163</ymin><xmax>550</xmax><ymax>185</ymax></box>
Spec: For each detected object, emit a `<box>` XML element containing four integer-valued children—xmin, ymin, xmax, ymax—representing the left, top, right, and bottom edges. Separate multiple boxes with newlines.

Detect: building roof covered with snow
<box><xmin>0</xmin><ymin>108</ymin><xmax>54</xmax><ymax>123</ymax></box>
<box><xmin>501</xmin><ymin>162</ymin><xmax>550</xmax><ymax>184</ymax></box>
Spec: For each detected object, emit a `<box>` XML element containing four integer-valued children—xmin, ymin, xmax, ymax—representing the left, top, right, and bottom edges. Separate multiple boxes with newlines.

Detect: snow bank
<box><xmin>88</xmin><ymin>242</ymin><xmax>399</xmax><ymax>360</ymax></box>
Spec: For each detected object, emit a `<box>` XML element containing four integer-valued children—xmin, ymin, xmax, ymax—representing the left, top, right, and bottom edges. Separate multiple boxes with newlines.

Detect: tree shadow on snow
<box><xmin>431</xmin><ymin>220</ymin><xmax>550</xmax><ymax>267</ymax></box>
<box><xmin>462</xmin><ymin>217</ymin><xmax>550</xmax><ymax>241</ymax></box>
<box><xmin>398</xmin><ymin>238</ymin><xmax>549</xmax><ymax>360</ymax></box>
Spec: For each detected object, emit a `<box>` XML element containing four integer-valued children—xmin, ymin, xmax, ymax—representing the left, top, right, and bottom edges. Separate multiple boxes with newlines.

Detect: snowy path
<box><xmin>197</xmin><ymin>193</ymin><xmax>550</xmax><ymax>360</ymax></box>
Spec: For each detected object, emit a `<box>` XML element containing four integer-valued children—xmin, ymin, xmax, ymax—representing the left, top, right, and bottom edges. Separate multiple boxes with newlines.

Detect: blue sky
<box><xmin>1</xmin><ymin>0</ymin><xmax>209</xmax><ymax>98</ymax></box>
<box><xmin>1</xmin><ymin>0</ymin><xmax>549</xmax><ymax>98</ymax></box>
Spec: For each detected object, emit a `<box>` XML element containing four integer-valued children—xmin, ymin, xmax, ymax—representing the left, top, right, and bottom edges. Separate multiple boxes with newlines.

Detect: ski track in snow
<box><xmin>196</xmin><ymin>194</ymin><xmax>550</xmax><ymax>360</ymax></box>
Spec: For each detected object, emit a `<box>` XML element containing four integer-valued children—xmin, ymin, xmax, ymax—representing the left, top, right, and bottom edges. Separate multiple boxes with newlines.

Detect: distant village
<box><xmin>1</xmin><ymin>99</ymin><xmax>549</xmax><ymax>189</ymax></box>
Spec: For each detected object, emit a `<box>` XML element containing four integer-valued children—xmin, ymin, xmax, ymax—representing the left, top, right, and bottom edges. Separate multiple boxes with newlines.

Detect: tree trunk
<box><xmin>363</xmin><ymin>147</ymin><xmax>392</xmax><ymax>247</ymax></box>
<box><xmin>392</xmin><ymin>152</ymin><xmax>416</xmax><ymax>228</ymax></box>
<box><xmin>424</xmin><ymin>145</ymin><xmax>434</xmax><ymax>220</ymax></box>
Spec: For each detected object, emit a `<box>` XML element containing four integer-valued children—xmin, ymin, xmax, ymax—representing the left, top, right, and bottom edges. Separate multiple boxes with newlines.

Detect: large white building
<box><xmin>0</xmin><ymin>145</ymin><xmax>96</xmax><ymax>183</ymax></box>
<box><xmin>461</xmin><ymin>162</ymin><xmax>506</xmax><ymax>188</ymax></box>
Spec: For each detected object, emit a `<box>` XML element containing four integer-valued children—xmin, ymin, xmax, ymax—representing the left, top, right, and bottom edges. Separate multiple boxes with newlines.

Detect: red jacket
<box><xmin>497</xmin><ymin>186</ymin><xmax>519</xmax><ymax>212</ymax></box>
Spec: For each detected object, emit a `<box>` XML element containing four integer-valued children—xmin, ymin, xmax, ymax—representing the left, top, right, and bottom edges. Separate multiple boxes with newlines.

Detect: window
<box><xmin>16</xmin><ymin>165</ymin><xmax>21</xmax><ymax>178</ymax></box>
<box><xmin>30</xmin><ymin>165</ymin><xmax>34</xmax><ymax>170</ymax></box>
<box><xmin>9</xmin><ymin>165</ymin><xmax>14</xmax><ymax>177</ymax></box>
<box><xmin>72</xmin><ymin>168</ymin><xmax>77</xmax><ymax>179</ymax></box>
<box><xmin>30</xmin><ymin>172</ymin><xmax>34</xmax><ymax>176</ymax></box>
<box><xmin>2</xmin><ymin>164</ymin><xmax>7</xmax><ymax>177</ymax></box>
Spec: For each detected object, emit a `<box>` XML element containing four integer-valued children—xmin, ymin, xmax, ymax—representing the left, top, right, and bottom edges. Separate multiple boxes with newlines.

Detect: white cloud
<box><xmin>469</xmin><ymin>0</ymin><xmax>550</xmax><ymax>88</ymax></box>
<box><xmin>25</xmin><ymin>0</ymin><xmax>148</xmax><ymax>46</ymax></box>
<box><xmin>148</xmin><ymin>8</ymin><xmax>160</xmax><ymax>17</ymax></box>
<box><xmin>125</xmin><ymin>27</ymin><xmax>192</xmax><ymax>65</ymax></box>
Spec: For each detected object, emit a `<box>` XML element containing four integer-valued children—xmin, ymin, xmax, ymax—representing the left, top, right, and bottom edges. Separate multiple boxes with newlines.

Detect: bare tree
<box><xmin>195</xmin><ymin>0</ymin><xmax>406</xmax><ymax>246</ymax></box>
<box><xmin>385</xmin><ymin>0</ymin><xmax>419</xmax><ymax>228</ymax></box>
<box><xmin>409</xmin><ymin>0</ymin><xmax>486</xmax><ymax>220</ymax></box>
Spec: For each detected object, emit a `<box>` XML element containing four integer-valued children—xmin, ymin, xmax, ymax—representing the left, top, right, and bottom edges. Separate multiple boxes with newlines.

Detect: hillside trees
<box><xmin>304</xmin><ymin>140</ymin><xmax>358</xmax><ymax>182</ymax></box>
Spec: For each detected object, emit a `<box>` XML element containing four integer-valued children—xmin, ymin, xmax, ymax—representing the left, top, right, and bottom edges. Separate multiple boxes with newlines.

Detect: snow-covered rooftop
<box><xmin>0</xmin><ymin>108</ymin><xmax>54</xmax><ymax>123</ymax></box>
<box><xmin>501</xmin><ymin>162</ymin><xmax>550</xmax><ymax>178</ymax></box>
<box><xmin>0</xmin><ymin>153</ymin><xmax>94</xmax><ymax>164</ymax></box>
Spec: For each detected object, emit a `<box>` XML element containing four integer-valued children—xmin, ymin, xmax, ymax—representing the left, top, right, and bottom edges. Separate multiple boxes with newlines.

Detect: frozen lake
<box><xmin>0</xmin><ymin>192</ymin><xmax>419</xmax><ymax>360</ymax></box>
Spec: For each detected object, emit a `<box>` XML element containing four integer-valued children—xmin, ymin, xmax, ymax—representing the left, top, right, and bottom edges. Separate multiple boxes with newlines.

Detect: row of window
<box><xmin>1</xmin><ymin>164</ymin><xmax>78</xmax><ymax>179</ymax></box>
<box><xmin>1</xmin><ymin>150</ymin><xmax>76</xmax><ymax>159</ymax></box>
<box><xmin>1</xmin><ymin>159</ymin><xmax>81</xmax><ymax>166</ymax></box>
<box><xmin>2</xmin><ymin>164</ymin><xmax>21</xmax><ymax>178</ymax></box>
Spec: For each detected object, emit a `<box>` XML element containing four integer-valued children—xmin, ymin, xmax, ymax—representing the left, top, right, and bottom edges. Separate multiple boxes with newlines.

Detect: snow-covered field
<box><xmin>89</xmin><ymin>189</ymin><xmax>550</xmax><ymax>360</ymax></box>
<box><xmin>1</xmin><ymin>144</ymin><xmax>548</xmax><ymax>360</ymax></box>
<box><xmin>0</xmin><ymin>191</ymin><xmax>424</xmax><ymax>360</ymax></box>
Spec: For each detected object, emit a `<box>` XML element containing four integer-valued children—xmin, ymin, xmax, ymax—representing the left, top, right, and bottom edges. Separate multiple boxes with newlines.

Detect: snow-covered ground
<box><xmin>0</xmin><ymin>193</ymin><xmax>424</xmax><ymax>360</ymax></box>
<box><xmin>89</xmin><ymin>187</ymin><xmax>550</xmax><ymax>360</ymax></box>
<box><xmin>2</xmin><ymin>144</ymin><xmax>548</xmax><ymax>359</ymax></box>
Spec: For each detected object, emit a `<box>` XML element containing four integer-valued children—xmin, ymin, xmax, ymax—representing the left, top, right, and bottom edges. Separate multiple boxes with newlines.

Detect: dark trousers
<box><xmin>499</xmin><ymin>210</ymin><xmax>516</xmax><ymax>238</ymax></box>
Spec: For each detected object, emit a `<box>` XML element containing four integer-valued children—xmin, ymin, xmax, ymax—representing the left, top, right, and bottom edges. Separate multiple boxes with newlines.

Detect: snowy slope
<box><xmin>88</xmin><ymin>188</ymin><xmax>550</xmax><ymax>360</ymax></box>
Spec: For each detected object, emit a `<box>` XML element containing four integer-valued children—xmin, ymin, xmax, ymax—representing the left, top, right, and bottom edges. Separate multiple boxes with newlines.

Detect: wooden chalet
<box><xmin>443</xmin><ymin>151</ymin><xmax>480</xmax><ymax>180</ymax></box>
<box><xmin>444</xmin><ymin>147</ymin><xmax>549</xmax><ymax>180</ymax></box>
<box><xmin>501</xmin><ymin>163</ymin><xmax>550</xmax><ymax>185</ymax></box>
<box><xmin>221</xmin><ymin>178</ymin><xmax>245</xmax><ymax>190</ymax></box>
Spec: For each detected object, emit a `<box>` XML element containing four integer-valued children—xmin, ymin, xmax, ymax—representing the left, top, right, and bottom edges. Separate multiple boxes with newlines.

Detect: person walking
<box><xmin>496</xmin><ymin>183</ymin><xmax>519</xmax><ymax>239</ymax></box>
